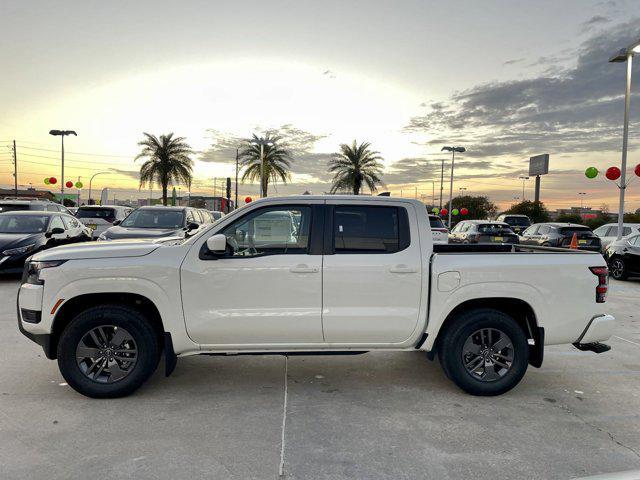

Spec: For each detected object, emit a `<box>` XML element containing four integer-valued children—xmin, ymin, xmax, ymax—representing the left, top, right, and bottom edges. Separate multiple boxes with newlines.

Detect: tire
<box><xmin>57</xmin><ymin>305</ymin><xmax>160</xmax><ymax>398</ymax></box>
<box><xmin>438</xmin><ymin>308</ymin><xmax>529</xmax><ymax>396</ymax></box>
<box><xmin>609</xmin><ymin>257</ymin><xmax>628</xmax><ymax>280</ymax></box>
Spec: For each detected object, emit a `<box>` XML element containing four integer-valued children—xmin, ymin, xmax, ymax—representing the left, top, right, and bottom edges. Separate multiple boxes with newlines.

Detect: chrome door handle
<box><xmin>389</xmin><ymin>264</ymin><xmax>418</xmax><ymax>274</ymax></box>
<box><xmin>290</xmin><ymin>264</ymin><xmax>319</xmax><ymax>273</ymax></box>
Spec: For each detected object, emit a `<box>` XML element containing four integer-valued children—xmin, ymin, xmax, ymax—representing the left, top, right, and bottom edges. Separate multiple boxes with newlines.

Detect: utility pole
<box><xmin>439</xmin><ymin>158</ymin><xmax>445</xmax><ymax>209</ymax></box>
<box><xmin>235</xmin><ymin>148</ymin><xmax>239</xmax><ymax>210</ymax></box>
<box><xmin>77</xmin><ymin>176</ymin><xmax>81</xmax><ymax>206</ymax></box>
<box><xmin>12</xmin><ymin>140</ymin><xmax>17</xmax><ymax>197</ymax></box>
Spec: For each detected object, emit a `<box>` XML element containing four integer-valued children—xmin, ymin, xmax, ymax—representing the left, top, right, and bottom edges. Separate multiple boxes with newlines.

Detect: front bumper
<box><xmin>17</xmin><ymin>284</ymin><xmax>54</xmax><ymax>358</ymax></box>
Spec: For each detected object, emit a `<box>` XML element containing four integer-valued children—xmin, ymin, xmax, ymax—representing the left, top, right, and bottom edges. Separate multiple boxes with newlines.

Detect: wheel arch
<box><xmin>49</xmin><ymin>292</ymin><xmax>165</xmax><ymax>360</ymax></box>
<box><xmin>428</xmin><ymin>297</ymin><xmax>544</xmax><ymax>368</ymax></box>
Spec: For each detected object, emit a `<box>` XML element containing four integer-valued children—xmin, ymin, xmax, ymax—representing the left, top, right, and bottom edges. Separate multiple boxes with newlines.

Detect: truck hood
<box><xmin>32</xmin><ymin>238</ymin><xmax>163</xmax><ymax>261</ymax></box>
<box><xmin>103</xmin><ymin>225</ymin><xmax>184</xmax><ymax>240</ymax></box>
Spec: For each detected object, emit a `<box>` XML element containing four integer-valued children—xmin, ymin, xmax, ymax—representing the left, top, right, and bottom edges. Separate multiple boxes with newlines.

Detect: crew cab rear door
<box><xmin>321</xmin><ymin>200</ymin><xmax>423</xmax><ymax>344</ymax></box>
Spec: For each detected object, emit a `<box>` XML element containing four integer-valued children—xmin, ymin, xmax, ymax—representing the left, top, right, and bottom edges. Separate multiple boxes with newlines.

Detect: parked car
<box><xmin>0</xmin><ymin>199</ymin><xmax>71</xmax><ymax>215</ymax></box>
<box><xmin>0</xmin><ymin>211</ymin><xmax>89</xmax><ymax>274</ymax></box>
<box><xmin>428</xmin><ymin>214</ymin><xmax>448</xmax><ymax>244</ymax></box>
<box><xmin>18</xmin><ymin>196</ymin><xmax>614</xmax><ymax>399</ymax></box>
<box><xmin>97</xmin><ymin>206</ymin><xmax>206</xmax><ymax>240</ymax></box>
<box><xmin>76</xmin><ymin>205</ymin><xmax>133</xmax><ymax>240</ymax></box>
<box><xmin>449</xmin><ymin>220</ymin><xmax>519</xmax><ymax>244</ymax></box>
<box><xmin>519</xmin><ymin>223</ymin><xmax>601</xmax><ymax>251</ymax></box>
<box><xmin>604</xmin><ymin>234</ymin><xmax>640</xmax><ymax>280</ymax></box>
<box><xmin>593</xmin><ymin>223</ymin><xmax>640</xmax><ymax>251</ymax></box>
<box><xmin>496</xmin><ymin>214</ymin><xmax>531</xmax><ymax>235</ymax></box>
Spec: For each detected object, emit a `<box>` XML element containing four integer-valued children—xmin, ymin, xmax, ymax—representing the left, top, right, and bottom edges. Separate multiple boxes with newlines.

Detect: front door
<box><xmin>322</xmin><ymin>202</ymin><xmax>424</xmax><ymax>344</ymax></box>
<box><xmin>181</xmin><ymin>203</ymin><xmax>324</xmax><ymax>345</ymax></box>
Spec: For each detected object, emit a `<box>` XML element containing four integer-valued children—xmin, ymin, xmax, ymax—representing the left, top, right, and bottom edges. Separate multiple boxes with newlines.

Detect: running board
<box><xmin>573</xmin><ymin>342</ymin><xmax>611</xmax><ymax>354</ymax></box>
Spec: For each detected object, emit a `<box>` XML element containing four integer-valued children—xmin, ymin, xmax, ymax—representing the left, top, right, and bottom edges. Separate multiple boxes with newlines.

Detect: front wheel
<box><xmin>57</xmin><ymin>305</ymin><xmax>160</xmax><ymax>398</ymax></box>
<box><xmin>438</xmin><ymin>309</ymin><xmax>529</xmax><ymax>396</ymax></box>
<box><xmin>609</xmin><ymin>257</ymin><xmax>628</xmax><ymax>280</ymax></box>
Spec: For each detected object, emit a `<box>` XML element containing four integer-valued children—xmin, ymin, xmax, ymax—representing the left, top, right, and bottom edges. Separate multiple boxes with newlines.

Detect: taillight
<box><xmin>589</xmin><ymin>266</ymin><xmax>608</xmax><ymax>303</ymax></box>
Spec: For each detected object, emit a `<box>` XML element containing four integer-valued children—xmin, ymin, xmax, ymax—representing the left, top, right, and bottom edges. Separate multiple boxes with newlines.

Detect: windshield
<box><xmin>77</xmin><ymin>208</ymin><xmax>116</xmax><ymax>220</ymax></box>
<box><xmin>429</xmin><ymin>216</ymin><xmax>445</xmax><ymax>229</ymax></box>
<box><xmin>0</xmin><ymin>214</ymin><xmax>48</xmax><ymax>233</ymax></box>
<box><xmin>120</xmin><ymin>209</ymin><xmax>185</xmax><ymax>229</ymax></box>
<box><xmin>0</xmin><ymin>204</ymin><xmax>30</xmax><ymax>213</ymax></box>
<box><xmin>478</xmin><ymin>223</ymin><xmax>513</xmax><ymax>234</ymax></box>
<box><xmin>504</xmin><ymin>216</ymin><xmax>531</xmax><ymax>227</ymax></box>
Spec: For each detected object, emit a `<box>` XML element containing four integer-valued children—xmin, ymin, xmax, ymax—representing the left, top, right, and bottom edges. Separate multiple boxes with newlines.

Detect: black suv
<box><xmin>519</xmin><ymin>223</ymin><xmax>601</xmax><ymax>251</ymax></box>
<box><xmin>495</xmin><ymin>214</ymin><xmax>531</xmax><ymax>235</ymax></box>
<box><xmin>449</xmin><ymin>220</ymin><xmax>519</xmax><ymax>244</ymax></box>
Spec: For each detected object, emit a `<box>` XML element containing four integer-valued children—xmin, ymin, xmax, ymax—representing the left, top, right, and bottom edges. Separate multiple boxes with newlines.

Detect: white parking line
<box><xmin>614</xmin><ymin>335</ymin><xmax>640</xmax><ymax>347</ymax></box>
<box><xmin>279</xmin><ymin>355</ymin><xmax>289</xmax><ymax>477</ymax></box>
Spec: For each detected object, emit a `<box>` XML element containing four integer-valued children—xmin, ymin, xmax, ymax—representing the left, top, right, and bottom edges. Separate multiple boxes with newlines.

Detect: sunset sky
<box><xmin>2</xmin><ymin>0</ymin><xmax>640</xmax><ymax>211</ymax></box>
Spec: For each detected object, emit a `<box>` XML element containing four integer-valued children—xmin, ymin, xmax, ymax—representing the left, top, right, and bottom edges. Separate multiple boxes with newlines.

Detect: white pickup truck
<box><xmin>17</xmin><ymin>196</ymin><xmax>615</xmax><ymax>398</ymax></box>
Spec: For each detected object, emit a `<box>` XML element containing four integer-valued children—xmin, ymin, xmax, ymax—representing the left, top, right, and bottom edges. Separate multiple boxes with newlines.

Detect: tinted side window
<box><xmin>523</xmin><ymin>225</ymin><xmax>538</xmax><ymax>235</ymax></box>
<box><xmin>333</xmin><ymin>206</ymin><xmax>407</xmax><ymax>254</ymax></box>
<box><xmin>538</xmin><ymin>226</ymin><xmax>550</xmax><ymax>235</ymax></box>
<box><xmin>186</xmin><ymin>210</ymin><xmax>196</xmax><ymax>224</ymax></box>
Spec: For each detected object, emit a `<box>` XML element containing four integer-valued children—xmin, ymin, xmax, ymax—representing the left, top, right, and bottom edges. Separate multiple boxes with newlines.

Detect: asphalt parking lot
<box><xmin>1</xmin><ymin>277</ymin><xmax>639</xmax><ymax>480</ymax></box>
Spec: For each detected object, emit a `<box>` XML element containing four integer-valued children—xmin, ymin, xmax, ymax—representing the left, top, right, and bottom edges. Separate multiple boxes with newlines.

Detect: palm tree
<box><xmin>329</xmin><ymin>140</ymin><xmax>384</xmax><ymax>195</ymax></box>
<box><xmin>239</xmin><ymin>133</ymin><xmax>293</xmax><ymax>197</ymax></box>
<box><xmin>135</xmin><ymin>133</ymin><xmax>194</xmax><ymax>206</ymax></box>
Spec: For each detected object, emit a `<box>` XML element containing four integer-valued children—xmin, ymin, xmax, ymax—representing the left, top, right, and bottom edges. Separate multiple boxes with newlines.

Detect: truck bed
<box><xmin>433</xmin><ymin>243</ymin><xmax>597</xmax><ymax>254</ymax></box>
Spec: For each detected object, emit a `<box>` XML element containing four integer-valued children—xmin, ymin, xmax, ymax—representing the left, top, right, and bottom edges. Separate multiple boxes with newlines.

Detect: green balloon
<box><xmin>452</xmin><ymin>208</ymin><xmax>459</xmax><ymax>216</ymax></box>
<box><xmin>432</xmin><ymin>207</ymin><xmax>439</xmax><ymax>214</ymax></box>
<box><xmin>44</xmin><ymin>177</ymin><xmax>50</xmax><ymax>185</ymax></box>
<box><xmin>585</xmin><ymin>167</ymin><xmax>598</xmax><ymax>179</ymax></box>
<box><xmin>75</xmin><ymin>181</ymin><xmax>83</xmax><ymax>189</ymax></box>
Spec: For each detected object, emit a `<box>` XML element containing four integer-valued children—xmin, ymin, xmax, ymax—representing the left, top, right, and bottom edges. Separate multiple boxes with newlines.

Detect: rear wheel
<box><xmin>57</xmin><ymin>305</ymin><xmax>160</xmax><ymax>398</ymax></box>
<box><xmin>609</xmin><ymin>257</ymin><xmax>628</xmax><ymax>280</ymax></box>
<box><xmin>438</xmin><ymin>309</ymin><xmax>529</xmax><ymax>396</ymax></box>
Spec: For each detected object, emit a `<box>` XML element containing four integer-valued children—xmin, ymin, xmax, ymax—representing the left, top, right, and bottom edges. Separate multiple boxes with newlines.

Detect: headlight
<box><xmin>23</xmin><ymin>260</ymin><xmax>66</xmax><ymax>285</ymax></box>
<box><xmin>2</xmin><ymin>244</ymin><xmax>35</xmax><ymax>256</ymax></box>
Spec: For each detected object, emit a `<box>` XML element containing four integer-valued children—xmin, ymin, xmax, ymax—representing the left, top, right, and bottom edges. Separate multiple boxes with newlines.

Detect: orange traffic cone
<box><xmin>569</xmin><ymin>232</ymin><xmax>578</xmax><ymax>249</ymax></box>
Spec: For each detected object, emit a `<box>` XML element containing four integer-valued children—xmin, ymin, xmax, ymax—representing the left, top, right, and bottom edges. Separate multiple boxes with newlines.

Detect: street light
<box><xmin>441</xmin><ymin>146</ymin><xmax>466</xmax><ymax>228</ymax></box>
<box><xmin>250</xmin><ymin>139</ymin><xmax>274</xmax><ymax>198</ymax></box>
<box><xmin>48</xmin><ymin>129</ymin><xmax>77</xmax><ymax>203</ymax></box>
<box><xmin>609</xmin><ymin>38</ymin><xmax>640</xmax><ymax>239</ymax></box>
<box><xmin>459</xmin><ymin>187</ymin><xmax>467</xmax><ymax>195</ymax></box>
<box><xmin>88</xmin><ymin>171</ymin><xmax>110</xmax><ymax>205</ymax></box>
<box><xmin>518</xmin><ymin>175</ymin><xmax>529</xmax><ymax>201</ymax></box>
<box><xmin>578</xmin><ymin>192</ymin><xmax>587</xmax><ymax>209</ymax></box>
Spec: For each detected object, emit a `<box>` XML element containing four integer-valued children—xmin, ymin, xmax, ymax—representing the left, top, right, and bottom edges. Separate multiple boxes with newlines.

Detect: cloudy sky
<box><xmin>1</xmin><ymin>0</ymin><xmax>640</xmax><ymax>210</ymax></box>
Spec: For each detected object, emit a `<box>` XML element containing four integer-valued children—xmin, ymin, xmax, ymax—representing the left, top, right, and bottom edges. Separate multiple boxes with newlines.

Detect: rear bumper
<box><xmin>576</xmin><ymin>314</ymin><xmax>615</xmax><ymax>344</ymax></box>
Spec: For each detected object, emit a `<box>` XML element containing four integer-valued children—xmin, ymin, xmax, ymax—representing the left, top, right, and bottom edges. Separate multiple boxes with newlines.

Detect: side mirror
<box><xmin>206</xmin><ymin>234</ymin><xmax>227</xmax><ymax>254</ymax></box>
<box><xmin>113</xmin><ymin>220</ymin><xmax>121</xmax><ymax>226</ymax></box>
<box><xmin>186</xmin><ymin>222</ymin><xmax>200</xmax><ymax>231</ymax></box>
<box><xmin>46</xmin><ymin>227</ymin><xmax>64</xmax><ymax>238</ymax></box>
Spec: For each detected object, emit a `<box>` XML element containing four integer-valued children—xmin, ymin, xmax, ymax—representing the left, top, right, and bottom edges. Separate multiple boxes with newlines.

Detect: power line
<box><xmin>15</xmin><ymin>144</ymin><xmax>134</xmax><ymax>159</ymax></box>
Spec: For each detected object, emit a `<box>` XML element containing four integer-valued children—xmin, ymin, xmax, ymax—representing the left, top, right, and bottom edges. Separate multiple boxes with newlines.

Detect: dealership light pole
<box><xmin>609</xmin><ymin>39</ymin><xmax>640</xmax><ymax>239</ymax></box>
<box><xmin>438</xmin><ymin>158</ymin><xmax>445</xmax><ymax>209</ymax></box>
<box><xmin>48</xmin><ymin>130</ymin><xmax>77</xmax><ymax>203</ymax></box>
<box><xmin>578</xmin><ymin>192</ymin><xmax>587</xmax><ymax>209</ymax></box>
<box><xmin>88</xmin><ymin>171</ymin><xmax>109</xmax><ymax>205</ymax></box>
<box><xmin>518</xmin><ymin>175</ymin><xmax>529</xmax><ymax>201</ymax></box>
<box><xmin>441</xmin><ymin>146</ymin><xmax>466</xmax><ymax>227</ymax></box>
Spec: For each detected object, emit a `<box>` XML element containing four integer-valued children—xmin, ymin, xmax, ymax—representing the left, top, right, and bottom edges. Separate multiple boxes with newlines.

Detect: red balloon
<box><xmin>635</xmin><ymin>164</ymin><xmax>640</xmax><ymax>177</ymax></box>
<box><xmin>440</xmin><ymin>208</ymin><xmax>448</xmax><ymax>216</ymax></box>
<box><xmin>606</xmin><ymin>166</ymin><xmax>621</xmax><ymax>181</ymax></box>
<box><xmin>65</xmin><ymin>181</ymin><xmax>73</xmax><ymax>188</ymax></box>
<box><xmin>460</xmin><ymin>207</ymin><xmax>469</xmax><ymax>215</ymax></box>
<box><xmin>49</xmin><ymin>177</ymin><xmax>57</xmax><ymax>184</ymax></box>
<box><xmin>245</xmin><ymin>196</ymin><xmax>252</xmax><ymax>203</ymax></box>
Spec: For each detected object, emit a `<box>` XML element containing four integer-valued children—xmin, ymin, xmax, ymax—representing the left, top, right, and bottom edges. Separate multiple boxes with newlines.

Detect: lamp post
<box><xmin>438</xmin><ymin>158</ymin><xmax>445</xmax><ymax>209</ymax></box>
<box><xmin>251</xmin><ymin>139</ymin><xmax>274</xmax><ymax>198</ymax></box>
<box><xmin>609</xmin><ymin>39</ymin><xmax>640</xmax><ymax>239</ymax></box>
<box><xmin>459</xmin><ymin>187</ymin><xmax>467</xmax><ymax>195</ymax></box>
<box><xmin>518</xmin><ymin>175</ymin><xmax>529</xmax><ymax>201</ymax></box>
<box><xmin>88</xmin><ymin>172</ymin><xmax>109</xmax><ymax>205</ymax></box>
<box><xmin>48</xmin><ymin>130</ymin><xmax>77</xmax><ymax>203</ymax></box>
<box><xmin>441</xmin><ymin>146</ymin><xmax>466</xmax><ymax>228</ymax></box>
<box><xmin>578</xmin><ymin>192</ymin><xmax>587</xmax><ymax>210</ymax></box>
